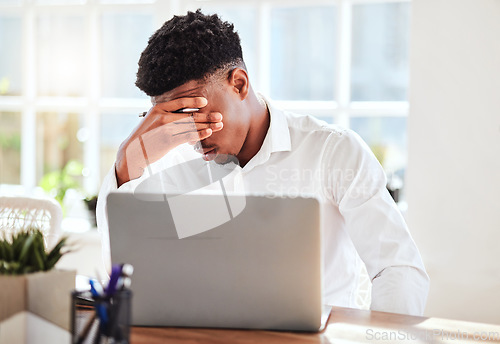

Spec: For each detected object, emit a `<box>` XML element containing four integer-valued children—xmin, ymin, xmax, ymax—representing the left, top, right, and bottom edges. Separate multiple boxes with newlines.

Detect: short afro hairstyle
<box><xmin>136</xmin><ymin>9</ymin><xmax>244</xmax><ymax>97</ymax></box>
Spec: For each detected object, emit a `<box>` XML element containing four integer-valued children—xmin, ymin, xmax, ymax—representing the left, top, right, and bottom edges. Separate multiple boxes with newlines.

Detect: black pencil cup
<box><xmin>71</xmin><ymin>289</ymin><xmax>132</xmax><ymax>344</ymax></box>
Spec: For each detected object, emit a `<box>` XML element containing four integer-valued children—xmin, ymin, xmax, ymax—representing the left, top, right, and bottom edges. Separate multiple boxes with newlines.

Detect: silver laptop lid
<box><xmin>107</xmin><ymin>192</ymin><xmax>324</xmax><ymax>331</ymax></box>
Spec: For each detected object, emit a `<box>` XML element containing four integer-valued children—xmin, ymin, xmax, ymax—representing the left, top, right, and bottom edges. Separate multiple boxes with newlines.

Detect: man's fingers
<box><xmin>173</xmin><ymin>128</ymin><xmax>212</xmax><ymax>145</ymax></box>
<box><xmin>193</xmin><ymin>122</ymin><xmax>223</xmax><ymax>131</ymax></box>
<box><xmin>192</xmin><ymin>112</ymin><xmax>222</xmax><ymax>123</ymax></box>
<box><xmin>171</xmin><ymin>122</ymin><xmax>222</xmax><ymax>137</ymax></box>
<box><xmin>195</xmin><ymin>122</ymin><xmax>223</xmax><ymax>131</ymax></box>
<box><xmin>196</xmin><ymin>128</ymin><xmax>213</xmax><ymax>141</ymax></box>
<box><xmin>158</xmin><ymin>111</ymin><xmax>223</xmax><ymax>124</ymax></box>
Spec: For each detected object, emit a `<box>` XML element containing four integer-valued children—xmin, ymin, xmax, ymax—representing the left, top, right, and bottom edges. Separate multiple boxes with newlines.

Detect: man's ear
<box><xmin>228</xmin><ymin>68</ymin><xmax>249</xmax><ymax>100</ymax></box>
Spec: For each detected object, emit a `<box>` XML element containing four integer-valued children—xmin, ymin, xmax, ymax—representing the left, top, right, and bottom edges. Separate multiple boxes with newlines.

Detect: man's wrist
<box><xmin>115</xmin><ymin>160</ymin><xmax>129</xmax><ymax>188</ymax></box>
<box><xmin>115</xmin><ymin>154</ymin><xmax>146</xmax><ymax>187</ymax></box>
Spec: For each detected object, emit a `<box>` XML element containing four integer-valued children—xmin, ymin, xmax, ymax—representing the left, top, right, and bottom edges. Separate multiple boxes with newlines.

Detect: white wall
<box><xmin>407</xmin><ymin>0</ymin><xmax>500</xmax><ymax>323</ymax></box>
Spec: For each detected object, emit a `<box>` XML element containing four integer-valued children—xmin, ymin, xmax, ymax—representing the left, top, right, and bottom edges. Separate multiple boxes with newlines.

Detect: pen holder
<box><xmin>71</xmin><ymin>289</ymin><xmax>132</xmax><ymax>344</ymax></box>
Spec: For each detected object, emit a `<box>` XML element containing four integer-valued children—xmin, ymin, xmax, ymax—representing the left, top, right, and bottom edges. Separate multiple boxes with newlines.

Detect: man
<box><xmin>97</xmin><ymin>9</ymin><xmax>429</xmax><ymax>316</ymax></box>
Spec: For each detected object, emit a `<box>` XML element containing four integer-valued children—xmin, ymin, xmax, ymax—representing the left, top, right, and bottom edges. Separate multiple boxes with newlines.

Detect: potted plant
<box><xmin>39</xmin><ymin>160</ymin><xmax>99</xmax><ymax>226</ymax></box>
<box><xmin>0</xmin><ymin>228</ymin><xmax>76</xmax><ymax>330</ymax></box>
<box><xmin>39</xmin><ymin>159</ymin><xmax>84</xmax><ymax>215</ymax></box>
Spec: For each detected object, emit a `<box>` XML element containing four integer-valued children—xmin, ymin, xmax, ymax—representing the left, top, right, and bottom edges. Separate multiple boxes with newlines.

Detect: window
<box><xmin>37</xmin><ymin>14</ymin><xmax>86</xmax><ymax>97</ymax></box>
<box><xmin>100</xmin><ymin>13</ymin><xmax>153</xmax><ymax>98</ymax></box>
<box><xmin>100</xmin><ymin>112</ymin><xmax>138</xmax><ymax>180</ymax></box>
<box><xmin>351</xmin><ymin>3</ymin><xmax>410</xmax><ymax>101</ymax></box>
<box><xmin>270</xmin><ymin>6</ymin><xmax>337</xmax><ymax>101</ymax></box>
<box><xmin>191</xmin><ymin>0</ymin><xmax>411</xmax><ymax>201</ymax></box>
<box><xmin>35</xmin><ymin>111</ymin><xmax>84</xmax><ymax>183</ymax></box>
<box><xmin>0</xmin><ymin>112</ymin><xmax>21</xmax><ymax>184</ymax></box>
<box><xmin>0</xmin><ymin>0</ymin><xmax>411</xmax><ymax>203</ymax></box>
<box><xmin>0</xmin><ymin>15</ymin><xmax>22</xmax><ymax>96</ymax></box>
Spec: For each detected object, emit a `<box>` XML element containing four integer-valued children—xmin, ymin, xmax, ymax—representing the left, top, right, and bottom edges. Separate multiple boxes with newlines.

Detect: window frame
<box><xmin>0</xmin><ymin>0</ymin><xmax>410</xmax><ymax>195</ymax></box>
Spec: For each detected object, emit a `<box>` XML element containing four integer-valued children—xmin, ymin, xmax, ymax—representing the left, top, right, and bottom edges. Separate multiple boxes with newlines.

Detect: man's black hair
<box><xmin>136</xmin><ymin>9</ymin><xmax>244</xmax><ymax>97</ymax></box>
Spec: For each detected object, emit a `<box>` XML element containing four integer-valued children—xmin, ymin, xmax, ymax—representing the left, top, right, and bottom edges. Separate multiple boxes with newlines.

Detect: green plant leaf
<box><xmin>4</xmin><ymin>241</ymin><xmax>13</xmax><ymax>261</ymax></box>
<box><xmin>13</xmin><ymin>231</ymin><xmax>29</xmax><ymax>260</ymax></box>
<box><xmin>0</xmin><ymin>260</ymin><xmax>8</xmax><ymax>273</ymax></box>
<box><xmin>2</xmin><ymin>261</ymin><xmax>21</xmax><ymax>274</ymax></box>
<box><xmin>0</xmin><ymin>240</ymin><xmax>7</xmax><ymax>260</ymax></box>
<box><xmin>18</xmin><ymin>232</ymin><xmax>36</xmax><ymax>265</ymax></box>
<box><xmin>38</xmin><ymin>160</ymin><xmax>84</xmax><ymax>211</ymax></box>
<box><xmin>46</xmin><ymin>252</ymin><xmax>62</xmax><ymax>270</ymax></box>
<box><xmin>33</xmin><ymin>246</ymin><xmax>45</xmax><ymax>271</ymax></box>
<box><xmin>0</xmin><ymin>228</ymin><xmax>71</xmax><ymax>275</ymax></box>
<box><xmin>39</xmin><ymin>171</ymin><xmax>61</xmax><ymax>193</ymax></box>
<box><xmin>63</xmin><ymin>160</ymin><xmax>84</xmax><ymax>176</ymax></box>
<box><xmin>30</xmin><ymin>232</ymin><xmax>46</xmax><ymax>271</ymax></box>
<box><xmin>47</xmin><ymin>236</ymin><xmax>67</xmax><ymax>257</ymax></box>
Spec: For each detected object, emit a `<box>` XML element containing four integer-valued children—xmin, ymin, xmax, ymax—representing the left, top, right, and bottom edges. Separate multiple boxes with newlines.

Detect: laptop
<box><xmin>107</xmin><ymin>192</ymin><xmax>331</xmax><ymax>332</ymax></box>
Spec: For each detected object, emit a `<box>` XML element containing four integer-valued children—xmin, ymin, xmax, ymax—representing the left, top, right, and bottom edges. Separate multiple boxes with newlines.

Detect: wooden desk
<box><xmin>131</xmin><ymin>306</ymin><xmax>500</xmax><ymax>343</ymax></box>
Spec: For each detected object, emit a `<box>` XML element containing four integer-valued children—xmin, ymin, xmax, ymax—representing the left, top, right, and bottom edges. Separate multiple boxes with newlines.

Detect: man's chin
<box><xmin>194</xmin><ymin>144</ymin><xmax>238</xmax><ymax>165</ymax></box>
<box><xmin>203</xmin><ymin>152</ymin><xmax>239</xmax><ymax>166</ymax></box>
<box><xmin>217</xmin><ymin>154</ymin><xmax>240</xmax><ymax>166</ymax></box>
<box><xmin>202</xmin><ymin>151</ymin><xmax>217</xmax><ymax>162</ymax></box>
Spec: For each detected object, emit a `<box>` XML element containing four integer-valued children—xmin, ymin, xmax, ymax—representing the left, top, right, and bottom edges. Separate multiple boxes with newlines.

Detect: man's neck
<box><xmin>236</xmin><ymin>92</ymin><xmax>270</xmax><ymax>167</ymax></box>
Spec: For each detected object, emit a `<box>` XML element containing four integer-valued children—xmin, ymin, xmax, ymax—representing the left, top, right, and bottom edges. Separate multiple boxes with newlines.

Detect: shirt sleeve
<box><xmin>96</xmin><ymin>165</ymin><xmax>116</xmax><ymax>275</ymax></box>
<box><xmin>96</xmin><ymin>164</ymin><xmax>147</xmax><ymax>274</ymax></box>
<box><xmin>96</xmin><ymin>146</ymin><xmax>194</xmax><ymax>274</ymax></box>
<box><xmin>323</xmin><ymin>129</ymin><xmax>430</xmax><ymax>316</ymax></box>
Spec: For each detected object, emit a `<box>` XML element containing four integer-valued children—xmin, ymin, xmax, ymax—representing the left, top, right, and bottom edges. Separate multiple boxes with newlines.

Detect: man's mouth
<box><xmin>194</xmin><ymin>145</ymin><xmax>214</xmax><ymax>154</ymax></box>
<box><xmin>194</xmin><ymin>145</ymin><xmax>217</xmax><ymax>161</ymax></box>
<box><xmin>202</xmin><ymin>148</ymin><xmax>217</xmax><ymax>161</ymax></box>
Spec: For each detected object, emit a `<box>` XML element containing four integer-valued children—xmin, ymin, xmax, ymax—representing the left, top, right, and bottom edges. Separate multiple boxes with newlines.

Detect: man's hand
<box><xmin>115</xmin><ymin>97</ymin><xmax>223</xmax><ymax>187</ymax></box>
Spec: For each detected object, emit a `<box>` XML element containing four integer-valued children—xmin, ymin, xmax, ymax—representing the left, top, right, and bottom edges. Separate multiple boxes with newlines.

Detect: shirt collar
<box><xmin>242</xmin><ymin>95</ymin><xmax>291</xmax><ymax>172</ymax></box>
<box><xmin>264</xmin><ymin>96</ymin><xmax>292</xmax><ymax>154</ymax></box>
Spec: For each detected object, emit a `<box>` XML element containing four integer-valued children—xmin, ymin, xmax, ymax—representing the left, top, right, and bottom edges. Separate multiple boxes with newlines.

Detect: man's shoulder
<box><xmin>281</xmin><ymin>110</ymin><xmax>348</xmax><ymax>142</ymax></box>
<box><xmin>275</xmin><ymin>108</ymin><xmax>369</xmax><ymax>160</ymax></box>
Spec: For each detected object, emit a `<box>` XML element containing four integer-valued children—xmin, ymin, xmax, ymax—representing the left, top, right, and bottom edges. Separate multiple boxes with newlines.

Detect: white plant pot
<box><xmin>0</xmin><ymin>269</ymin><xmax>76</xmax><ymax>331</ymax></box>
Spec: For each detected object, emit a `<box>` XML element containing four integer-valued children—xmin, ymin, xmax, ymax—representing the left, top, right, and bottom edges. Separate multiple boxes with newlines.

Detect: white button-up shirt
<box><xmin>97</xmin><ymin>98</ymin><xmax>430</xmax><ymax>316</ymax></box>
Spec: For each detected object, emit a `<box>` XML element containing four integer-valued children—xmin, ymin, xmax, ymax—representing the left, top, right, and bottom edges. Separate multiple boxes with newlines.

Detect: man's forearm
<box><xmin>115</xmin><ymin>141</ymin><xmax>147</xmax><ymax>187</ymax></box>
<box><xmin>370</xmin><ymin>265</ymin><xmax>430</xmax><ymax>316</ymax></box>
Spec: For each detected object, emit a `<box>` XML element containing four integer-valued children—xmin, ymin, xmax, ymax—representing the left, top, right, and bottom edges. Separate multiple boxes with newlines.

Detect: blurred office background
<box><xmin>0</xmin><ymin>0</ymin><xmax>410</xmax><ymax>197</ymax></box>
<box><xmin>0</xmin><ymin>0</ymin><xmax>498</xmax><ymax>324</ymax></box>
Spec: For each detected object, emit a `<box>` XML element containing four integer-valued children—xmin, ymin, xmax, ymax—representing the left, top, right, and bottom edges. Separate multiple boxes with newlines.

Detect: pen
<box><xmin>106</xmin><ymin>264</ymin><xmax>123</xmax><ymax>296</ymax></box>
<box><xmin>115</xmin><ymin>263</ymin><xmax>134</xmax><ymax>291</ymax></box>
<box><xmin>89</xmin><ymin>279</ymin><xmax>103</xmax><ymax>298</ymax></box>
<box><xmin>120</xmin><ymin>263</ymin><xmax>134</xmax><ymax>277</ymax></box>
<box><xmin>139</xmin><ymin>107</ymin><xmax>200</xmax><ymax>117</ymax></box>
<box><xmin>173</xmin><ymin>108</ymin><xmax>200</xmax><ymax>113</ymax></box>
<box><xmin>89</xmin><ymin>279</ymin><xmax>109</xmax><ymax>331</ymax></box>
